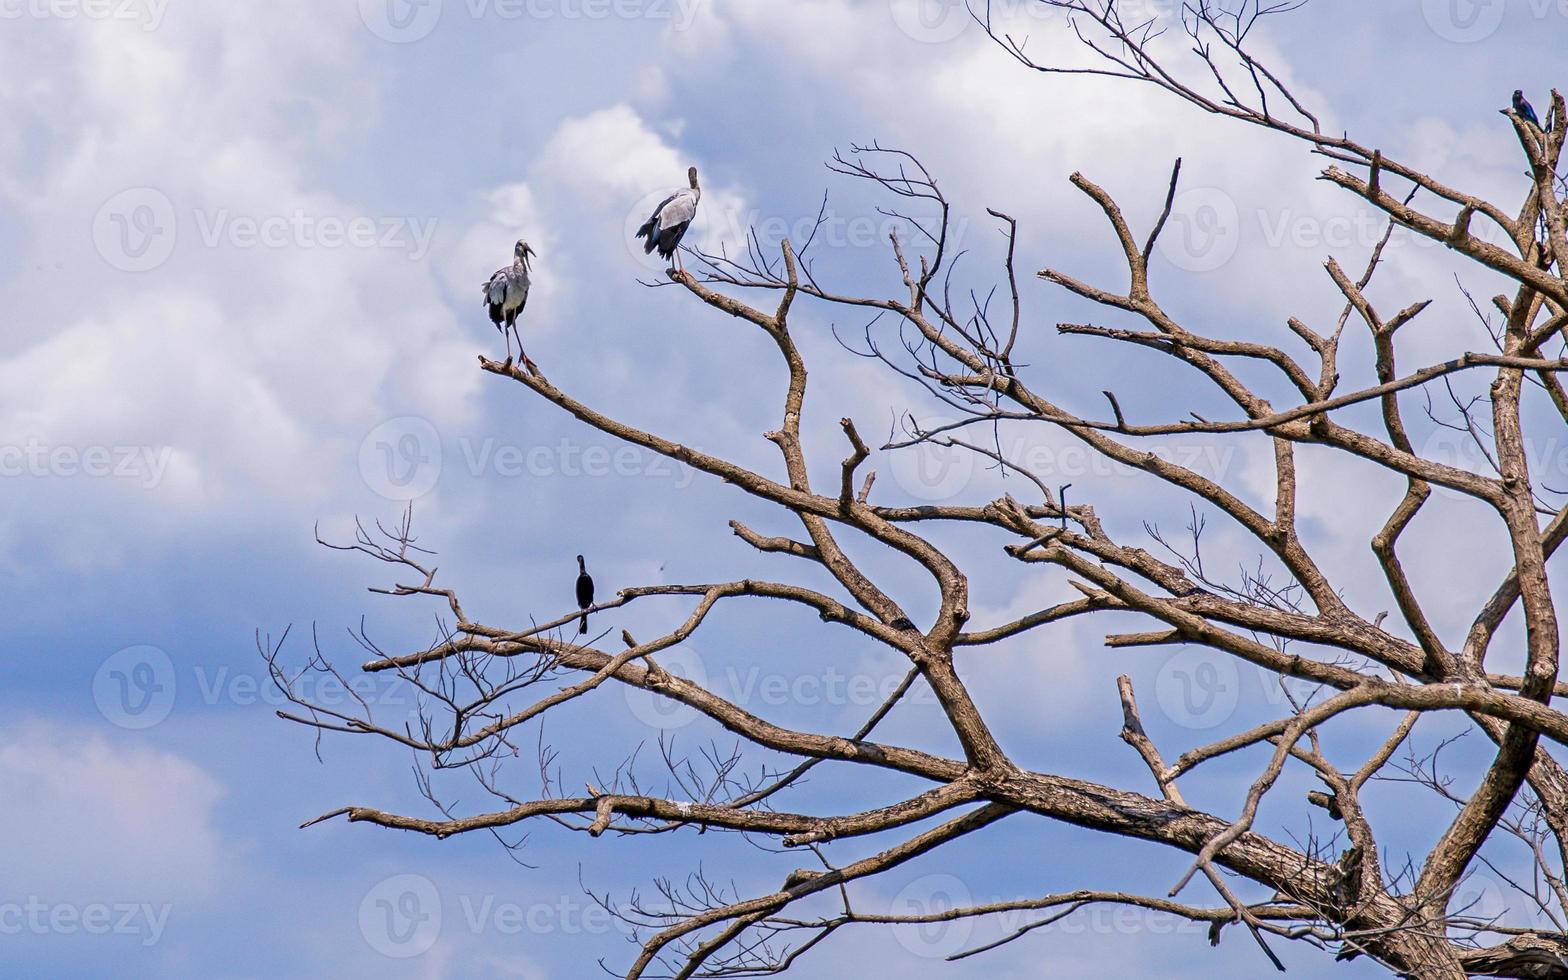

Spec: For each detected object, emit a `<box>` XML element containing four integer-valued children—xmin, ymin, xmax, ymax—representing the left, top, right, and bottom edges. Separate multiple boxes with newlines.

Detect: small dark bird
<box><xmin>1513</xmin><ymin>90</ymin><xmax>1542</xmax><ymax>129</ymax></box>
<box><xmin>635</xmin><ymin>166</ymin><xmax>701</xmax><ymax>272</ymax></box>
<box><xmin>484</xmin><ymin>239</ymin><xmax>535</xmax><ymax>372</ymax></box>
<box><xmin>574</xmin><ymin>554</ymin><xmax>594</xmax><ymax>636</ymax></box>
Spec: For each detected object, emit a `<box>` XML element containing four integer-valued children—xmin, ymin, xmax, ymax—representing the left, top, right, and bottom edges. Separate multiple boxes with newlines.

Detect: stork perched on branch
<box><xmin>635</xmin><ymin>166</ymin><xmax>700</xmax><ymax>272</ymax></box>
<box><xmin>484</xmin><ymin>239</ymin><xmax>536</xmax><ymax>373</ymax></box>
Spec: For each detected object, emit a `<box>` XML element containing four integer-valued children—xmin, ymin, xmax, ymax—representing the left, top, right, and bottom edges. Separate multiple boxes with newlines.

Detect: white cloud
<box><xmin>532</xmin><ymin>103</ymin><xmax>748</xmax><ymax>261</ymax></box>
<box><xmin>0</xmin><ymin>725</ymin><xmax>227</xmax><ymax>904</ymax></box>
<box><xmin>0</xmin><ymin>4</ymin><xmax>481</xmax><ymax>565</ymax></box>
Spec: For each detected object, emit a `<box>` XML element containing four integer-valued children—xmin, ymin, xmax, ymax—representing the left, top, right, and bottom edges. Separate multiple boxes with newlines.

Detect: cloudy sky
<box><xmin>3</xmin><ymin>0</ymin><xmax>1565</xmax><ymax>976</ymax></box>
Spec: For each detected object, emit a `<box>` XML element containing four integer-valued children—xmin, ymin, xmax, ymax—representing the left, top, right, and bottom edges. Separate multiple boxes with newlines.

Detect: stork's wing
<box><xmin>637</xmin><ymin>192</ymin><xmax>680</xmax><ymax>239</ymax></box>
<box><xmin>656</xmin><ymin>189</ymin><xmax>697</xmax><ymax>232</ymax></box>
<box><xmin>484</xmin><ymin>270</ymin><xmax>509</xmax><ymax>305</ymax></box>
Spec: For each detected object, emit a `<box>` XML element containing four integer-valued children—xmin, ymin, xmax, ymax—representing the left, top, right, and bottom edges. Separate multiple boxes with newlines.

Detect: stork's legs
<box><xmin>501</xmin><ymin>324</ymin><xmax>514</xmax><ymax>366</ymax></box>
<box><xmin>509</xmin><ymin>324</ymin><xmax>537</xmax><ymax>375</ymax></box>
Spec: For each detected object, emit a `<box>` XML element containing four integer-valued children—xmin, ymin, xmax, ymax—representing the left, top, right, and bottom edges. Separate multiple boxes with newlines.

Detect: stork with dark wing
<box><xmin>635</xmin><ymin>167</ymin><xmax>701</xmax><ymax>272</ymax></box>
<box><xmin>484</xmin><ymin>238</ymin><xmax>536</xmax><ymax>372</ymax></box>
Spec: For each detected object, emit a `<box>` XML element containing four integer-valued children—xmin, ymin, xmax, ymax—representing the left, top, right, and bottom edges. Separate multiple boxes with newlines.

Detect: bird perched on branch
<box><xmin>484</xmin><ymin>239</ymin><xmax>536</xmax><ymax>372</ymax></box>
<box><xmin>635</xmin><ymin>166</ymin><xmax>700</xmax><ymax>272</ymax></box>
<box><xmin>1513</xmin><ymin>89</ymin><xmax>1542</xmax><ymax>129</ymax></box>
<box><xmin>575</xmin><ymin>555</ymin><xmax>594</xmax><ymax>636</ymax></box>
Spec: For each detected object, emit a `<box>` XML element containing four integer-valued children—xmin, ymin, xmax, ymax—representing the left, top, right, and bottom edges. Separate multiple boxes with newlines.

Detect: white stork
<box><xmin>635</xmin><ymin>166</ymin><xmax>700</xmax><ymax>272</ymax></box>
<box><xmin>484</xmin><ymin>239</ymin><xmax>536</xmax><ymax>372</ymax></box>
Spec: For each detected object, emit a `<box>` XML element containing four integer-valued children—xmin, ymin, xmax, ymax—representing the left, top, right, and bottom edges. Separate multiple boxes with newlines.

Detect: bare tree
<box><xmin>267</xmin><ymin>3</ymin><xmax>1568</xmax><ymax>976</ymax></box>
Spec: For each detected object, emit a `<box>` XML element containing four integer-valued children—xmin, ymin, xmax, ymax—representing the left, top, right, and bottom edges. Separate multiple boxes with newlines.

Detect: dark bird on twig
<box><xmin>575</xmin><ymin>554</ymin><xmax>594</xmax><ymax>635</ymax></box>
<box><xmin>484</xmin><ymin>239</ymin><xmax>536</xmax><ymax>372</ymax></box>
<box><xmin>1513</xmin><ymin>90</ymin><xmax>1542</xmax><ymax>129</ymax></box>
<box><xmin>635</xmin><ymin>166</ymin><xmax>700</xmax><ymax>272</ymax></box>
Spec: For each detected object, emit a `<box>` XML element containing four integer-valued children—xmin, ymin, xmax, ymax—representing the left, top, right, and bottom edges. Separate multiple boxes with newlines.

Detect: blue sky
<box><xmin>3</xmin><ymin>0</ymin><xmax>1566</xmax><ymax>976</ymax></box>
